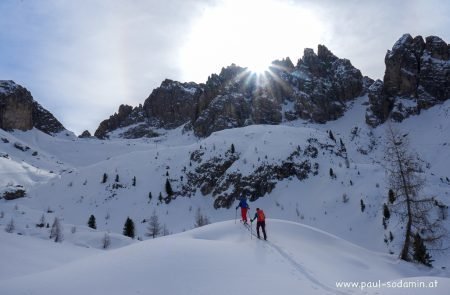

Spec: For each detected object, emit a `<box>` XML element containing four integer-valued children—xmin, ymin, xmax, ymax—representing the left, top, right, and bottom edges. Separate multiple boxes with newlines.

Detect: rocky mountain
<box><xmin>366</xmin><ymin>34</ymin><xmax>450</xmax><ymax>126</ymax></box>
<box><xmin>0</xmin><ymin>80</ymin><xmax>66</xmax><ymax>135</ymax></box>
<box><xmin>94</xmin><ymin>44</ymin><xmax>366</xmax><ymax>139</ymax></box>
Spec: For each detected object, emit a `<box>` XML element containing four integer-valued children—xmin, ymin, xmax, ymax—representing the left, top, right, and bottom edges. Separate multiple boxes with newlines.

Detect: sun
<box><xmin>179</xmin><ymin>0</ymin><xmax>328</xmax><ymax>83</ymax></box>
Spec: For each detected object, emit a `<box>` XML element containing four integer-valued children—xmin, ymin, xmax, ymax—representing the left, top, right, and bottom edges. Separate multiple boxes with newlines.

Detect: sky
<box><xmin>0</xmin><ymin>0</ymin><xmax>449</xmax><ymax>135</ymax></box>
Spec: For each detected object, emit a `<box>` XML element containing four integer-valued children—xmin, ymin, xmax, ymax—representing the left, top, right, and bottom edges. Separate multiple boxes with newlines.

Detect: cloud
<box><xmin>0</xmin><ymin>0</ymin><xmax>216</xmax><ymax>134</ymax></box>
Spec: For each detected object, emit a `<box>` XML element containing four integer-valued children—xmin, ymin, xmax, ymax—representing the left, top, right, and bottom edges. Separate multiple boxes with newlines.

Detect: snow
<box><xmin>0</xmin><ymin>220</ymin><xmax>448</xmax><ymax>295</ymax></box>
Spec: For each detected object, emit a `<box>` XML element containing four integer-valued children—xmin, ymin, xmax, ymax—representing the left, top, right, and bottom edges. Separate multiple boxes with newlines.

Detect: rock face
<box><xmin>94</xmin><ymin>104</ymin><xmax>146</xmax><ymax>139</ymax></box>
<box><xmin>78</xmin><ymin>130</ymin><xmax>92</xmax><ymax>138</ymax></box>
<box><xmin>366</xmin><ymin>34</ymin><xmax>450</xmax><ymax>126</ymax></box>
<box><xmin>0</xmin><ymin>81</ymin><xmax>65</xmax><ymax>134</ymax></box>
<box><xmin>95</xmin><ymin>45</ymin><xmax>365</xmax><ymax>138</ymax></box>
<box><xmin>2</xmin><ymin>188</ymin><xmax>26</xmax><ymax>200</ymax></box>
<box><xmin>178</xmin><ymin>137</ymin><xmax>346</xmax><ymax>209</ymax></box>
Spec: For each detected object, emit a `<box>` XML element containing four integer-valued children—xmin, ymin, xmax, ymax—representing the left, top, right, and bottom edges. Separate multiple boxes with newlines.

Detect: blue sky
<box><xmin>1</xmin><ymin>0</ymin><xmax>449</xmax><ymax>135</ymax></box>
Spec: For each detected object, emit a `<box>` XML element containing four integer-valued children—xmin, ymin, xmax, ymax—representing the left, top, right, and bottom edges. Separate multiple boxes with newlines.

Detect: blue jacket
<box><xmin>236</xmin><ymin>198</ymin><xmax>249</xmax><ymax>209</ymax></box>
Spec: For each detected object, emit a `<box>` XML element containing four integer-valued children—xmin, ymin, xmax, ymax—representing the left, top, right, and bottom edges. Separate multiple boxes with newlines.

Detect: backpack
<box><xmin>257</xmin><ymin>210</ymin><xmax>265</xmax><ymax>222</ymax></box>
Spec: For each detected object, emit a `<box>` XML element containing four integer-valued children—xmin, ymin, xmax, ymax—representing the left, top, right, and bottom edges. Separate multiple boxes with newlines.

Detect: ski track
<box><xmin>239</xmin><ymin>223</ymin><xmax>348</xmax><ymax>295</ymax></box>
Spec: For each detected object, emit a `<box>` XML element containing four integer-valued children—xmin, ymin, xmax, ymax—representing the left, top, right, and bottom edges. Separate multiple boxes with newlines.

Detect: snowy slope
<box><xmin>0</xmin><ymin>220</ymin><xmax>448</xmax><ymax>295</ymax></box>
<box><xmin>1</xmin><ymin>95</ymin><xmax>449</xmax><ymax>291</ymax></box>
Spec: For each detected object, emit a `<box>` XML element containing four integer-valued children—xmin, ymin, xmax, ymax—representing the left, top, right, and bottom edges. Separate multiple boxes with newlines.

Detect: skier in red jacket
<box><xmin>251</xmin><ymin>208</ymin><xmax>267</xmax><ymax>240</ymax></box>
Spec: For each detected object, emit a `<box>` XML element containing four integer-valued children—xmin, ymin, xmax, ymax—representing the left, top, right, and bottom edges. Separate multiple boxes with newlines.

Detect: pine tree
<box><xmin>388</xmin><ymin>189</ymin><xmax>395</xmax><ymax>204</ymax></box>
<box><xmin>146</xmin><ymin>210</ymin><xmax>161</xmax><ymax>239</ymax></box>
<box><xmin>115</xmin><ymin>174</ymin><xmax>119</xmax><ymax>182</ymax></box>
<box><xmin>158</xmin><ymin>192</ymin><xmax>163</xmax><ymax>203</ymax></box>
<box><xmin>360</xmin><ymin>199</ymin><xmax>366</xmax><ymax>212</ymax></box>
<box><xmin>132</xmin><ymin>176</ymin><xmax>136</xmax><ymax>186</ymax></box>
<box><xmin>329</xmin><ymin>168</ymin><xmax>335</xmax><ymax>178</ymax></box>
<box><xmin>101</xmin><ymin>173</ymin><xmax>108</xmax><ymax>183</ymax></box>
<box><xmin>413</xmin><ymin>233</ymin><xmax>433</xmax><ymax>267</ymax></box>
<box><xmin>165</xmin><ymin>179</ymin><xmax>174</xmax><ymax>196</ymax></box>
<box><xmin>123</xmin><ymin>217</ymin><xmax>135</xmax><ymax>239</ymax></box>
<box><xmin>148</xmin><ymin>192</ymin><xmax>153</xmax><ymax>202</ymax></box>
<box><xmin>88</xmin><ymin>214</ymin><xmax>97</xmax><ymax>229</ymax></box>
<box><xmin>230</xmin><ymin>143</ymin><xmax>235</xmax><ymax>154</ymax></box>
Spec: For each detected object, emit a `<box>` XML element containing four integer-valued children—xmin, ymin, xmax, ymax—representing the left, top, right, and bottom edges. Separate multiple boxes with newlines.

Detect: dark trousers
<box><xmin>256</xmin><ymin>221</ymin><xmax>267</xmax><ymax>240</ymax></box>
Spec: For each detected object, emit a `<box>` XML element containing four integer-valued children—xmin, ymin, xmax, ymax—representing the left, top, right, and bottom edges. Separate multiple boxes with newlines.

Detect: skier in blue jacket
<box><xmin>236</xmin><ymin>196</ymin><xmax>249</xmax><ymax>224</ymax></box>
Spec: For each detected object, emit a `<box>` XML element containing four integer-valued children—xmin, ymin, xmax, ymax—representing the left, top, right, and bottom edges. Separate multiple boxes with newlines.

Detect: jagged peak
<box><xmin>317</xmin><ymin>44</ymin><xmax>337</xmax><ymax>62</ymax></box>
<box><xmin>0</xmin><ymin>80</ymin><xmax>20</xmax><ymax>95</ymax></box>
<box><xmin>270</xmin><ymin>57</ymin><xmax>295</xmax><ymax>72</ymax></box>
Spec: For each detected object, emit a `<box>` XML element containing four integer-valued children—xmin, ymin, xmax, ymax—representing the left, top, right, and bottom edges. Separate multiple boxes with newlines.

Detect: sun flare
<box><xmin>179</xmin><ymin>0</ymin><xmax>328</xmax><ymax>82</ymax></box>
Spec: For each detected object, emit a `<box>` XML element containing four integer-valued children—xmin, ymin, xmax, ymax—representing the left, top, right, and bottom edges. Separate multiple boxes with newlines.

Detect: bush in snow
<box><xmin>5</xmin><ymin>218</ymin><xmax>15</xmax><ymax>233</ymax></box>
<box><xmin>102</xmin><ymin>232</ymin><xmax>111</xmax><ymax>249</ymax></box>
<box><xmin>50</xmin><ymin>217</ymin><xmax>63</xmax><ymax>242</ymax></box>
<box><xmin>413</xmin><ymin>233</ymin><xmax>433</xmax><ymax>267</ymax></box>
<box><xmin>194</xmin><ymin>208</ymin><xmax>210</xmax><ymax>228</ymax></box>
<box><xmin>161</xmin><ymin>224</ymin><xmax>170</xmax><ymax>236</ymax></box>
<box><xmin>342</xmin><ymin>193</ymin><xmax>349</xmax><ymax>203</ymax></box>
<box><xmin>36</xmin><ymin>214</ymin><xmax>46</xmax><ymax>228</ymax></box>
